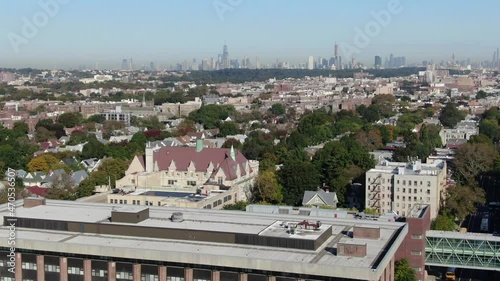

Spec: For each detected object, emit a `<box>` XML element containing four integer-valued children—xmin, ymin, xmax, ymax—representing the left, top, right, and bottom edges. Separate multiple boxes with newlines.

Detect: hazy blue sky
<box><xmin>0</xmin><ymin>0</ymin><xmax>499</xmax><ymax>69</ymax></box>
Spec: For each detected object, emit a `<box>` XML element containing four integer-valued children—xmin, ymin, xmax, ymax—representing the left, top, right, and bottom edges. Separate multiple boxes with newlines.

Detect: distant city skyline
<box><xmin>0</xmin><ymin>0</ymin><xmax>500</xmax><ymax>69</ymax></box>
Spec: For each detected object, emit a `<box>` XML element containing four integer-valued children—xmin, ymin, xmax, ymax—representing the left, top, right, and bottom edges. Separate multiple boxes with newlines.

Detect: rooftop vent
<box><xmin>170</xmin><ymin>212</ymin><xmax>184</xmax><ymax>222</ymax></box>
<box><xmin>353</xmin><ymin>226</ymin><xmax>380</xmax><ymax>239</ymax></box>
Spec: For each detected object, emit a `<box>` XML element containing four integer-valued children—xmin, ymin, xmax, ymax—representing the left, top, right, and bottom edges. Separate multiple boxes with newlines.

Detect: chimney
<box><xmin>145</xmin><ymin>143</ymin><xmax>154</xmax><ymax>172</ymax></box>
<box><xmin>196</xmin><ymin>139</ymin><xmax>204</xmax><ymax>152</ymax></box>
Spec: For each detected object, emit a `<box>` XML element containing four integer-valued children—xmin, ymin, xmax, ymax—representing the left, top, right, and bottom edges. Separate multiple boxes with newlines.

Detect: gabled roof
<box><xmin>302</xmin><ymin>189</ymin><xmax>338</xmax><ymax>206</ymax></box>
<box><xmin>71</xmin><ymin>170</ymin><xmax>89</xmax><ymax>185</ymax></box>
<box><xmin>152</xmin><ymin>147</ymin><xmax>251</xmax><ymax>181</ymax></box>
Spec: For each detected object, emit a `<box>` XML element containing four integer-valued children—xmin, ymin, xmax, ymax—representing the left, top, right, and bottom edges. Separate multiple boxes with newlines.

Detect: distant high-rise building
<box><xmin>122</xmin><ymin>59</ymin><xmax>128</xmax><ymax>70</ymax></box>
<box><xmin>497</xmin><ymin>48</ymin><xmax>500</xmax><ymax>71</ymax></box>
<box><xmin>221</xmin><ymin>43</ymin><xmax>229</xmax><ymax>69</ymax></box>
<box><xmin>255</xmin><ymin>57</ymin><xmax>260</xmax><ymax>69</ymax></box>
<box><xmin>129</xmin><ymin>58</ymin><xmax>134</xmax><ymax>71</ymax></box>
<box><xmin>307</xmin><ymin>56</ymin><xmax>314</xmax><ymax>70</ymax></box>
<box><xmin>150</xmin><ymin>62</ymin><xmax>155</xmax><ymax>72</ymax></box>
<box><xmin>334</xmin><ymin>42</ymin><xmax>339</xmax><ymax>58</ymax></box>
<box><xmin>374</xmin><ymin>56</ymin><xmax>382</xmax><ymax>69</ymax></box>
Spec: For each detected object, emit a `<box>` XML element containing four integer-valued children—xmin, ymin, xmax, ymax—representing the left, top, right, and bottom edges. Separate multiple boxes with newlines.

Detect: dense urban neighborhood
<box><xmin>1</xmin><ymin>65</ymin><xmax>500</xmax><ymax>281</ymax></box>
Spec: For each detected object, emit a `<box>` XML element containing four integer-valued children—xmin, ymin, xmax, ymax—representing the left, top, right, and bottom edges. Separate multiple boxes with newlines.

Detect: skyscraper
<box><xmin>222</xmin><ymin>43</ymin><xmax>229</xmax><ymax>69</ymax></box>
<box><xmin>129</xmin><ymin>58</ymin><xmax>134</xmax><ymax>71</ymax></box>
<box><xmin>122</xmin><ymin>59</ymin><xmax>128</xmax><ymax>70</ymax></box>
<box><xmin>150</xmin><ymin>62</ymin><xmax>155</xmax><ymax>72</ymax></box>
<box><xmin>497</xmin><ymin>48</ymin><xmax>500</xmax><ymax>71</ymax></box>
<box><xmin>374</xmin><ymin>56</ymin><xmax>382</xmax><ymax>69</ymax></box>
<box><xmin>307</xmin><ymin>56</ymin><xmax>314</xmax><ymax>70</ymax></box>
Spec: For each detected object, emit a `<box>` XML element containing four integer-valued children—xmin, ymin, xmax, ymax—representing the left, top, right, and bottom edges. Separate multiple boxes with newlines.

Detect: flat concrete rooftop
<box><xmin>0</xmin><ymin>200</ymin><xmax>408</xmax><ymax>280</ymax></box>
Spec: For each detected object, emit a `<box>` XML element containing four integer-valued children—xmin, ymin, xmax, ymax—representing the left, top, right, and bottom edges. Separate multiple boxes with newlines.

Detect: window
<box><xmin>68</xmin><ymin>267</ymin><xmax>84</xmax><ymax>275</ymax></box>
<box><xmin>132</xmin><ymin>200</ymin><xmax>136</xmax><ymax>205</ymax></box>
<box><xmin>142</xmin><ymin>274</ymin><xmax>159</xmax><ymax>281</ymax></box>
<box><xmin>426</xmin><ymin>189</ymin><xmax>430</xmax><ymax>194</ymax></box>
<box><xmin>21</xmin><ymin>262</ymin><xmax>37</xmax><ymax>270</ymax></box>
<box><xmin>409</xmin><ymin>188</ymin><xmax>411</xmax><ymax>194</ymax></box>
<box><xmin>187</xmin><ymin>180</ymin><xmax>197</xmax><ymax>186</ymax></box>
<box><xmin>403</xmin><ymin>188</ymin><xmax>406</xmax><ymax>193</ymax></box>
<box><xmin>217</xmin><ymin>177</ymin><xmax>223</xmax><ymax>185</ymax></box>
<box><xmin>167</xmin><ymin>277</ymin><xmax>185</xmax><ymax>281</ymax></box>
<box><xmin>168</xmin><ymin>180</ymin><xmax>176</xmax><ymax>185</ymax></box>
<box><xmin>396</xmin><ymin>203</ymin><xmax>399</xmax><ymax>207</ymax></box>
<box><xmin>427</xmin><ymin>197</ymin><xmax>430</xmax><ymax>202</ymax></box>
<box><xmin>45</xmin><ymin>264</ymin><xmax>60</xmax><ymax>272</ymax></box>
<box><xmin>158</xmin><ymin>202</ymin><xmax>161</xmax><ymax>206</ymax></box>
<box><xmin>92</xmin><ymin>269</ymin><xmax>107</xmax><ymax>277</ymax></box>
<box><xmin>403</xmin><ymin>180</ymin><xmax>406</xmax><ymax>185</ymax></box>
<box><xmin>411</xmin><ymin>234</ymin><xmax>423</xmax><ymax>239</ymax></box>
<box><xmin>411</xmin><ymin>251</ymin><xmax>422</xmax><ymax>256</ymax></box>
<box><xmin>420</xmin><ymin>181</ymin><xmax>423</xmax><ymax>185</ymax></box>
<box><xmin>124</xmin><ymin>200</ymin><xmax>127</xmax><ymax>204</ymax></box>
<box><xmin>397</xmin><ymin>188</ymin><xmax>400</xmax><ymax>192</ymax></box>
<box><xmin>397</xmin><ymin>180</ymin><xmax>400</xmax><ymax>184</ymax></box>
<box><xmin>131</xmin><ymin>179</ymin><xmax>135</xmax><ymax>184</ymax></box>
<box><xmin>119</xmin><ymin>200</ymin><xmax>123</xmax><ymax>204</ymax></box>
<box><xmin>427</xmin><ymin>181</ymin><xmax>431</xmax><ymax>187</ymax></box>
<box><xmin>116</xmin><ymin>272</ymin><xmax>133</xmax><ymax>280</ymax></box>
<box><xmin>414</xmin><ymin>181</ymin><xmax>417</xmax><ymax>186</ymax></box>
<box><xmin>414</xmin><ymin>189</ymin><xmax>417</xmax><ymax>193</ymax></box>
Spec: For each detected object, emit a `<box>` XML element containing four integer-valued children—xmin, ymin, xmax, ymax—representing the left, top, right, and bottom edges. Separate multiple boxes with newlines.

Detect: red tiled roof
<box><xmin>153</xmin><ymin>147</ymin><xmax>250</xmax><ymax>180</ymax></box>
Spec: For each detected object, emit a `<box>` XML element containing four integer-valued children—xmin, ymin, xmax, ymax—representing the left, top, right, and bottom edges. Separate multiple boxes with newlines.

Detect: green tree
<box><xmin>253</xmin><ymin>170</ymin><xmax>283</xmax><ymax>204</ymax></box>
<box><xmin>270</xmin><ymin>103</ymin><xmax>286</xmax><ymax>115</ymax></box>
<box><xmin>479</xmin><ymin>119</ymin><xmax>499</xmax><ymax>140</ymax></box>
<box><xmin>188</xmin><ymin>104</ymin><xmax>236</xmax><ymax>129</ymax></box>
<box><xmin>57</xmin><ymin>112</ymin><xmax>83</xmax><ymax>128</ymax></box>
<box><xmin>221</xmin><ymin>138</ymin><xmax>243</xmax><ymax>150</ymax></box>
<box><xmin>313</xmin><ymin>137</ymin><xmax>375</xmax><ymax>204</ymax></box>
<box><xmin>175</xmin><ymin>119</ymin><xmax>196</xmax><ymax>135</ymax></box>
<box><xmin>86</xmin><ymin>114</ymin><xmax>106</xmax><ymax>124</ymax></box>
<box><xmin>453</xmin><ymin>143</ymin><xmax>498</xmax><ymax>184</ymax></box>
<box><xmin>438</xmin><ymin>103</ymin><xmax>466</xmax><ymax>128</ymax></box>
<box><xmin>68</xmin><ymin>130</ymin><xmax>88</xmax><ymax>145</ymax></box>
<box><xmin>279</xmin><ymin>160</ymin><xmax>320</xmax><ymax>206</ymax></box>
<box><xmin>394</xmin><ymin>258</ymin><xmax>417</xmax><ymax>281</ymax></box>
<box><xmin>445</xmin><ymin>184</ymin><xmax>485</xmax><ymax>228</ymax></box>
<box><xmin>130</xmin><ymin>132</ymin><xmax>147</xmax><ymax>150</ymax></box>
<box><xmin>219</xmin><ymin>121</ymin><xmax>239</xmax><ymax>137</ymax></box>
<box><xmin>81</xmin><ymin>135</ymin><xmax>106</xmax><ymax>159</ymax></box>
<box><xmin>431</xmin><ymin>214</ymin><xmax>456</xmax><ymax>231</ymax></box>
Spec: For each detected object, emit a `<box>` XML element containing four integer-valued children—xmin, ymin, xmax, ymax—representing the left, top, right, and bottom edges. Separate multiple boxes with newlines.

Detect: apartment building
<box><xmin>365</xmin><ymin>159</ymin><xmax>447</xmax><ymax>219</ymax></box>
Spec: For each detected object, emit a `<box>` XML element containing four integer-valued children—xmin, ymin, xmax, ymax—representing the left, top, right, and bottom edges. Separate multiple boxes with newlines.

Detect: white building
<box><xmin>307</xmin><ymin>56</ymin><xmax>314</xmax><ymax>70</ymax></box>
<box><xmin>365</xmin><ymin>159</ymin><xmax>447</xmax><ymax>219</ymax></box>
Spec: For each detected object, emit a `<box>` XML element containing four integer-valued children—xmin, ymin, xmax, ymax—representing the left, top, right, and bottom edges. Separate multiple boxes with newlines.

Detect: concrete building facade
<box><xmin>0</xmin><ymin>198</ymin><xmax>408</xmax><ymax>281</ymax></box>
<box><xmin>365</xmin><ymin>159</ymin><xmax>447</xmax><ymax>219</ymax></box>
